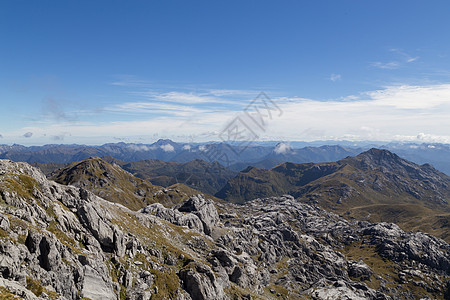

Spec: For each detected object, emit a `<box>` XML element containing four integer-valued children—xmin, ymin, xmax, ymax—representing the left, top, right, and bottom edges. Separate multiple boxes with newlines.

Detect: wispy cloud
<box><xmin>130</xmin><ymin>91</ymin><xmax>238</xmax><ymax>105</ymax></box>
<box><xmin>390</xmin><ymin>48</ymin><xmax>419</xmax><ymax>63</ymax></box>
<box><xmin>50</xmin><ymin>132</ymin><xmax>71</xmax><ymax>141</ymax></box>
<box><xmin>23</xmin><ymin>132</ymin><xmax>33</xmax><ymax>138</ymax></box>
<box><xmin>406</xmin><ymin>57</ymin><xmax>419</xmax><ymax>63</ymax></box>
<box><xmin>41</xmin><ymin>98</ymin><xmax>78</xmax><ymax>122</ymax></box>
<box><xmin>110</xmin><ymin>76</ymin><xmax>157</xmax><ymax>88</ymax></box>
<box><xmin>330</xmin><ymin>74</ymin><xmax>342</xmax><ymax>82</ymax></box>
<box><xmin>107</xmin><ymin>101</ymin><xmax>210</xmax><ymax>117</ymax></box>
<box><xmin>107</xmin><ymin>87</ymin><xmax>255</xmax><ymax>118</ymax></box>
<box><xmin>371</xmin><ymin>61</ymin><xmax>400</xmax><ymax>70</ymax></box>
<box><xmin>371</xmin><ymin>49</ymin><xmax>419</xmax><ymax>70</ymax></box>
<box><xmin>208</xmin><ymin>89</ymin><xmax>256</xmax><ymax>96</ymax></box>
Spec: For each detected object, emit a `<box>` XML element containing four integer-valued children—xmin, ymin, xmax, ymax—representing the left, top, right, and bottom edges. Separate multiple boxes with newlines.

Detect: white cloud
<box><xmin>265</xmin><ymin>84</ymin><xmax>450</xmax><ymax>143</ymax></box>
<box><xmin>364</xmin><ymin>84</ymin><xmax>450</xmax><ymax>109</ymax></box>
<box><xmin>274</xmin><ymin>142</ymin><xmax>291</xmax><ymax>154</ymax></box>
<box><xmin>127</xmin><ymin>144</ymin><xmax>150</xmax><ymax>151</ymax></box>
<box><xmin>182</xmin><ymin>144</ymin><xmax>191</xmax><ymax>151</ymax></box>
<box><xmin>5</xmin><ymin>83</ymin><xmax>450</xmax><ymax>145</ymax></box>
<box><xmin>160</xmin><ymin>144</ymin><xmax>175</xmax><ymax>152</ymax></box>
<box><xmin>330</xmin><ymin>74</ymin><xmax>342</xmax><ymax>82</ymax></box>
<box><xmin>416</xmin><ymin>133</ymin><xmax>450</xmax><ymax>143</ymax></box>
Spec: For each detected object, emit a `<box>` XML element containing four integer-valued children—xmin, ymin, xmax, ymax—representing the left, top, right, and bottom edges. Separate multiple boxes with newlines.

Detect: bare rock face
<box><xmin>141</xmin><ymin>203</ymin><xmax>204</xmax><ymax>233</ymax></box>
<box><xmin>82</xmin><ymin>265</ymin><xmax>116</xmax><ymax>300</ymax></box>
<box><xmin>77</xmin><ymin>202</ymin><xmax>115</xmax><ymax>251</ymax></box>
<box><xmin>0</xmin><ymin>159</ymin><xmax>449</xmax><ymax>299</ymax></box>
<box><xmin>178</xmin><ymin>262</ymin><xmax>226</xmax><ymax>300</ymax></box>
<box><xmin>178</xmin><ymin>195</ymin><xmax>220</xmax><ymax>235</ymax></box>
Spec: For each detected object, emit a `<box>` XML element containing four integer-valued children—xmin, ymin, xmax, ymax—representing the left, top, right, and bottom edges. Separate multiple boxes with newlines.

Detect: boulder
<box><xmin>141</xmin><ymin>203</ymin><xmax>204</xmax><ymax>233</ymax></box>
<box><xmin>179</xmin><ymin>262</ymin><xmax>226</xmax><ymax>300</ymax></box>
<box><xmin>178</xmin><ymin>195</ymin><xmax>219</xmax><ymax>235</ymax></box>
<box><xmin>348</xmin><ymin>260</ymin><xmax>372</xmax><ymax>281</ymax></box>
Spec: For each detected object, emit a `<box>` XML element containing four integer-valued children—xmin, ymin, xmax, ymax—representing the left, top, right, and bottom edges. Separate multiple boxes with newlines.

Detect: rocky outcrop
<box><xmin>141</xmin><ymin>203</ymin><xmax>204</xmax><ymax>233</ymax></box>
<box><xmin>306</xmin><ymin>279</ymin><xmax>390</xmax><ymax>300</ymax></box>
<box><xmin>178</xmin><ymin>195</ymin><xmax>220</xmax><ymax>235</ymax></box>
<box><xmin>141</xmin><ymin>194</ymin><xmax>220</xmax><ymax>236</ymax></box>
<box><xmin>363</xmin><ymin>222</ymin><xmax>450</xmax><ymax>273</ymax></box>
<box><xmin>347</xmin><ymin>260</ymin><xmax>372</xmax><ymax>280</ymax></box>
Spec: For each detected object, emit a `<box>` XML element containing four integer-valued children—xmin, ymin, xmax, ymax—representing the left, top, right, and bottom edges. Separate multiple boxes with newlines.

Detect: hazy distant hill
<box><xmin>228</xmin><ymin>144</ymin><xmax>362</xmax><ymax>171</ymax></box>
<box><xmin>1</xmin><ymin>140</ymin><xmax>450</xmax><ymax>175</ymax></box>
<box><xmin>217</xmin><ymin>148</ymin><xmax>450</xmax><ymax>241</ymax></box>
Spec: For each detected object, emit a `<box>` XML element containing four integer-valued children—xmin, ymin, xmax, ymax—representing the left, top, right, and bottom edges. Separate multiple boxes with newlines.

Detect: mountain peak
<box><xmin>362</xmin><ymin>148</ymin><xmax>400</xmax><ymax>159</ymax></box>
<box><xmin>153</xmin><ymin>139</ymin><xmax>176</xmax><ymax>146</ymax></box>
<box><xmin>348</xmin><ymin>148</ymin><xmax>409</xmax><ymax>171</ymax></box>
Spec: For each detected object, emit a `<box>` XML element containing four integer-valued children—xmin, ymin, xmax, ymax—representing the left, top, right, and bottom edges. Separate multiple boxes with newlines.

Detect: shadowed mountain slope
<box><xmin>102</xmin><ymin>157</ymin><xmax>237</xmax><ymax>195</ymax></box>
<box><xmin>49</xmin><ymin>157</ymin><xmax>205</xmax><ymax>210</ymax></box>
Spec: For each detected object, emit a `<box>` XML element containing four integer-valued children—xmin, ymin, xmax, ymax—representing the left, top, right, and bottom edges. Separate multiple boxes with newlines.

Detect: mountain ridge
<box><xmin>49</xmin><ymin>156</ymin><xmax>213</xmax><ymax>210</ymax></box>
<box><xmin>216</xmin><ymin>148</ymin><xmax>450</xmax><ymax>241</ymax></box>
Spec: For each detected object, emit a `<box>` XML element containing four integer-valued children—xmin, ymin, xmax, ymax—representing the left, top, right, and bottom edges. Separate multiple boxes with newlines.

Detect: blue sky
<box><xmin>1</xmin><ymin>1</ymin><xmax>450</xmax><ymax>145</ymax></box>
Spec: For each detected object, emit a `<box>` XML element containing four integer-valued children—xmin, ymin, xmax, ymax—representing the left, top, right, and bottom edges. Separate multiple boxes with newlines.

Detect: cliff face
<box><xmin>0</xmin><ymin>159</ymin><xmax>449</xmax><ymax>299</ymax></box>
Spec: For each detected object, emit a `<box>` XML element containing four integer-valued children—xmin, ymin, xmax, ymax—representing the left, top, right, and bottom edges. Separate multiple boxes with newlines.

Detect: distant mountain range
<box><xmin>217</xmin><ymin>148</ymin><xmax>450</xmax><ymax>242</ymax></box>
<box><xmin>2</xmin><ymin>139</ymin><xmax>450</xmax><ymax>174</ymax></box>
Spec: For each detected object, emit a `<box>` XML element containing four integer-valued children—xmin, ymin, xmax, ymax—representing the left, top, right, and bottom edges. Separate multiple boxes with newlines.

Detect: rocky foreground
<box><xmin>0</xmin><ymin>159</ymin><xmax>449</xmax><ymax>299</ymax></box>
